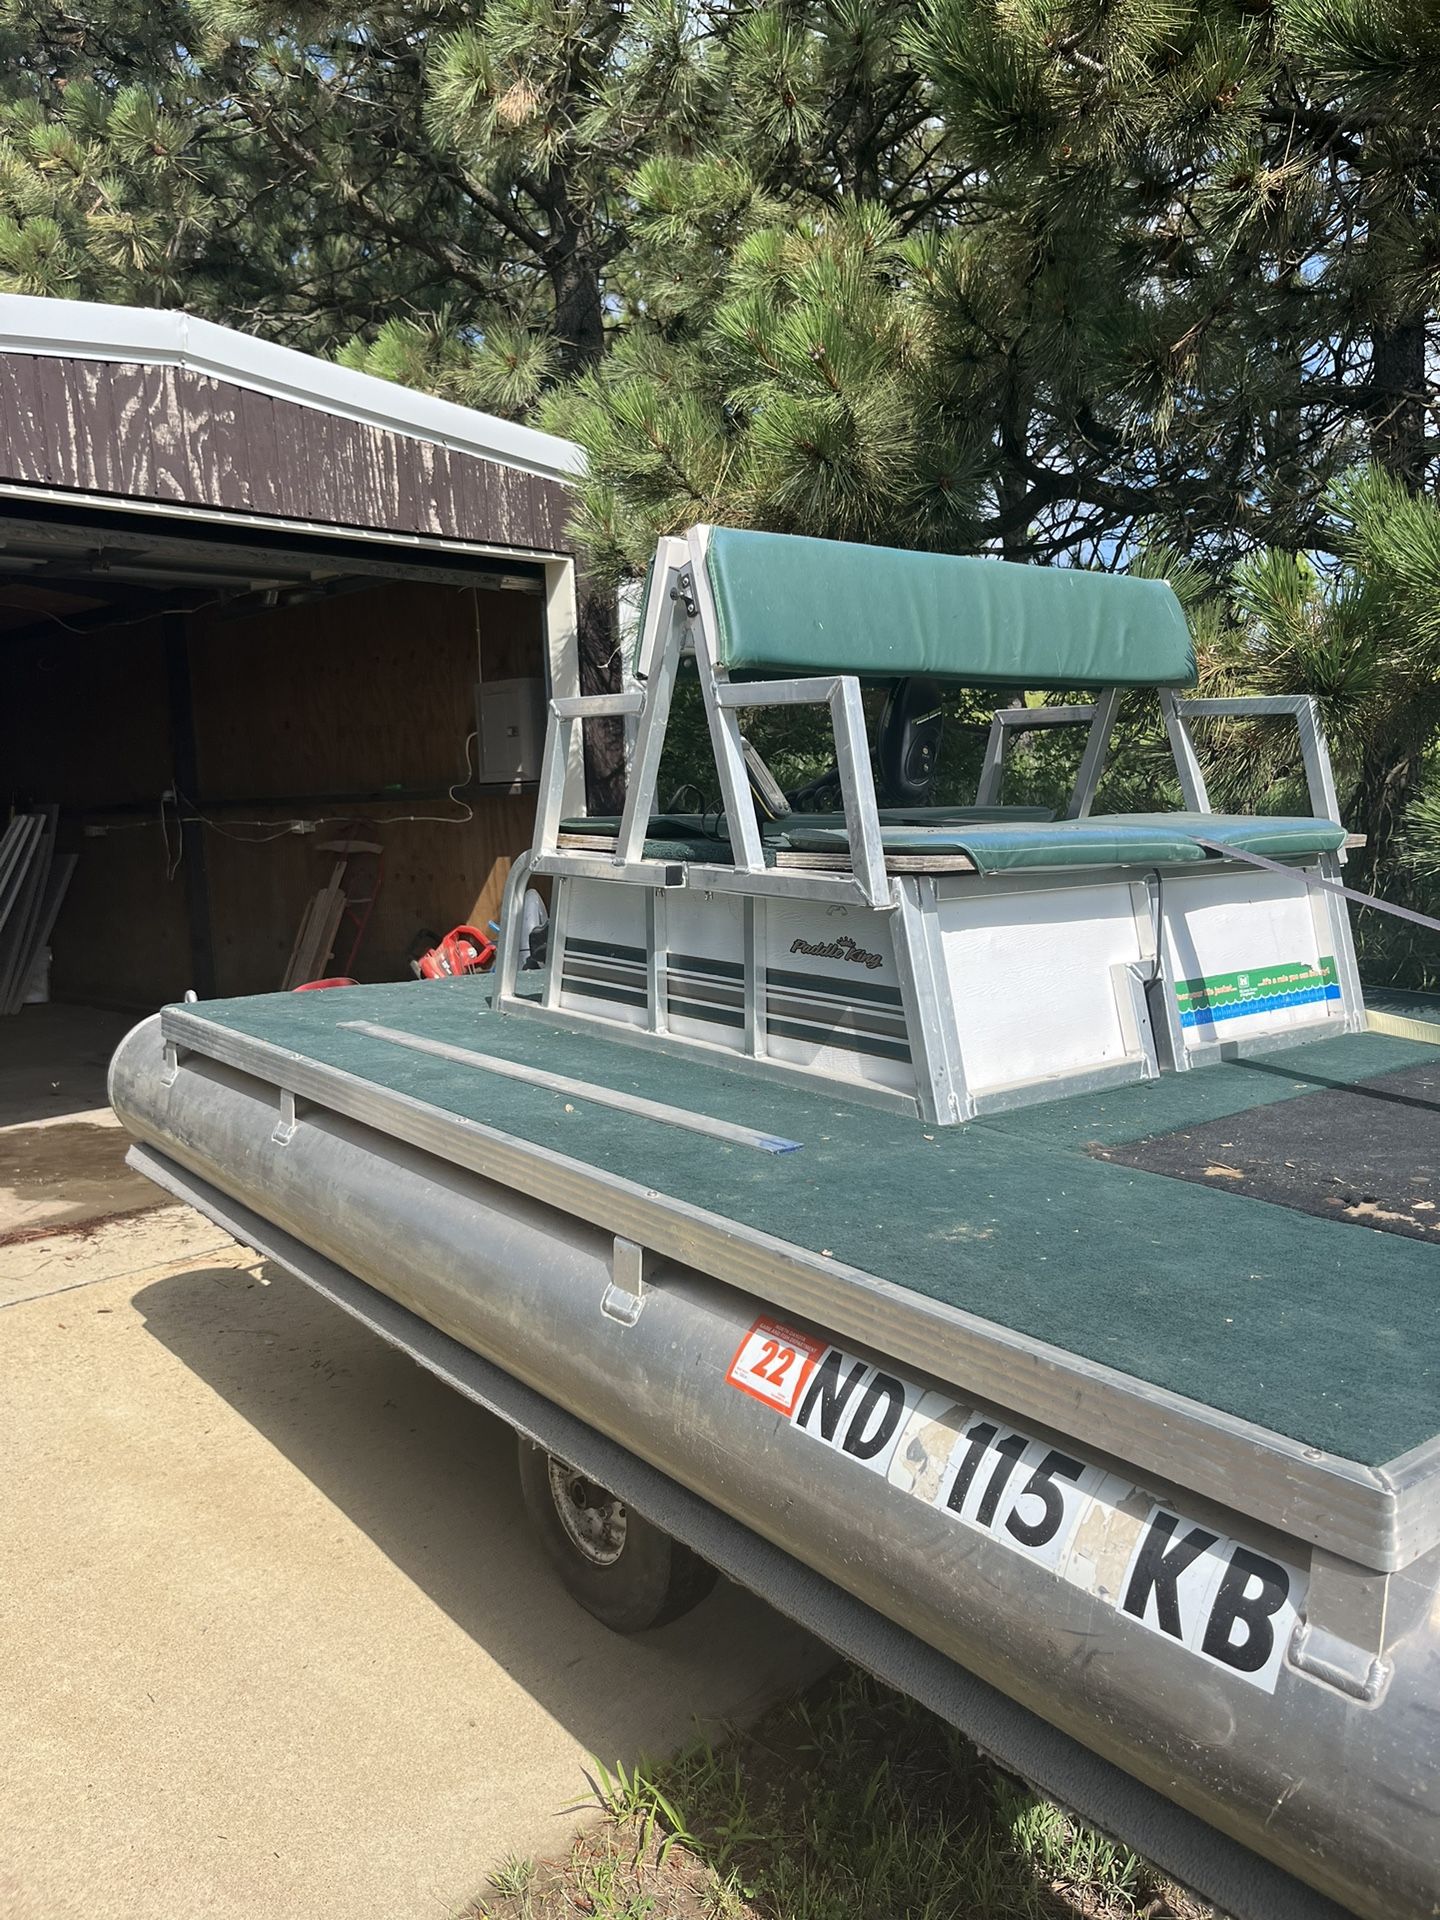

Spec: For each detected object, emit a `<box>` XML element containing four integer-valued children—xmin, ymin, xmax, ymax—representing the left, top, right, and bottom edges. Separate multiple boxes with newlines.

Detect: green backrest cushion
<box><xmin>703</xmin><ymin>527</ymin><xmax>1196</xmax><ymax>690</ymax></box>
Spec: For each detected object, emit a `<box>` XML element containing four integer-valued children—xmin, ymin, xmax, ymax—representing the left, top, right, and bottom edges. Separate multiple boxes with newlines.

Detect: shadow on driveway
<box><xmin>134</xmin><ymin>1255</ymin><xmax>829</xmax><ymax>1758</ymax></box>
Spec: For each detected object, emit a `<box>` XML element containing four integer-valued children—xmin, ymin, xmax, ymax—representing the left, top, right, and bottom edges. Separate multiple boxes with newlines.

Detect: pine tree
<box><xmin>533</xmin><ymin>1</ymin><xmax>1438</xmax><ymax>933</ymax></box>
<box><xmin>547</xmin><ymin>1</ymin><xmax>1438</xmax><ymax>570</ymax></box>
<box><xmin>1201</xmin><ymin>466</ymin><xmax>1440</xmax><ymax>907</ymax></box>
<box><xmin>0</xmin><ymin>0</ymin><xmax>718</xmax><ymax>383</ymax></box>
<box><xmin>914</xmin><ymin>0</ymin><xmax>1439</xmax><ymax>515</ymax></box>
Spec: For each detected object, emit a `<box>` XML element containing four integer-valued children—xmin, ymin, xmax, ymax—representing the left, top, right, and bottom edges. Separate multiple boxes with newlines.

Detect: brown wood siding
<box><xmin>0</xmin><ymin>353</ymin><xmax>573</xmax><ymax>554</ymax></box>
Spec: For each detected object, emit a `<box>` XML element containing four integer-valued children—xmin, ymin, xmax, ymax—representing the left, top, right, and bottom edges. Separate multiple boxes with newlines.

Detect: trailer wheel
<box><xmin>517</xmin><ymin>1442</ymin><xmax>717</xmax><ymax>1633</ymax></box>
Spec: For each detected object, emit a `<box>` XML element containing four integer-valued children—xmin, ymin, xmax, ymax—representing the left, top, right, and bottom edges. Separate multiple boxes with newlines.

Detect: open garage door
<box><xmin>0</xmin><ymin>296</ymin><xmax>604</xmax><ymax>1014</ymax></box>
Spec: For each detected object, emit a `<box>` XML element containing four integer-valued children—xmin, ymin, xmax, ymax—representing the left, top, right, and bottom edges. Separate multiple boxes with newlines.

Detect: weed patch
<box><xmin>460</xmin><ymin>1666</ymin><xmax>1214</xmax><ymax>1920</ymax></box>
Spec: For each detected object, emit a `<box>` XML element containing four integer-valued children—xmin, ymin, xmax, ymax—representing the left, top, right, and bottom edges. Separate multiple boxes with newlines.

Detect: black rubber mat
<box><xmin>1094</xmin><ymin>1060</ymin><xmax>1440</xmax><ymax>1244</ymax></box>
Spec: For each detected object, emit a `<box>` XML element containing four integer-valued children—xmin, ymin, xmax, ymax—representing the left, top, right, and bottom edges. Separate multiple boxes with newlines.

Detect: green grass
<box><xmin>458</xmin><ymin>1666</ymin><xmax>1212</xmax><ymax>1920</ymax></box>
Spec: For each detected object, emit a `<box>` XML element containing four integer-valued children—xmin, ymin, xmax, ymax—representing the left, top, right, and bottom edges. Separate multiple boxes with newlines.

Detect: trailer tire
<box><xmin>517</xmin><ymin>1442</ymin><xmax>718</xmax><ymax>1633</ymax></box>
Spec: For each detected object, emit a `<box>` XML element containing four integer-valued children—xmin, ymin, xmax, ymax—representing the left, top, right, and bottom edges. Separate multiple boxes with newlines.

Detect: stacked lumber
<box><xmin>281</xmin><ymin>859</ymin><xmax>349</xmax><ymax>991</ymax></box>
<box><xmin>0</xmin><ymin>808</ymin><xmax>76</xmax><ymax>1015</ymax></box>
<box><xmin>280</xmin><ymin>836</ymin><xmax>384</xmax><ymax>990</ymax></box>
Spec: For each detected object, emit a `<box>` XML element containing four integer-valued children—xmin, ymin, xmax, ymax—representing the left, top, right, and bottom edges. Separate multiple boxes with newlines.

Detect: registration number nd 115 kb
<box><xmin>726</xmin><ymin>1316</ymin><xmax>1306</xmax><ymax>1694</ymax></box>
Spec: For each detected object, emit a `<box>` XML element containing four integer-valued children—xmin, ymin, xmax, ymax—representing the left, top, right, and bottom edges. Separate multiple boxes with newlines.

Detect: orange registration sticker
<box><xmin>725</xmin><ymin>1316</ymin><xmax>828</xmax><ymax>1417</ymax></box>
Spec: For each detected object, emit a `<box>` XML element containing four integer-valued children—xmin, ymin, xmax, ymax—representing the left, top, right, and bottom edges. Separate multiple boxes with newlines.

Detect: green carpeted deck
<box><xmin>178</xmin><ymin>979</ymin><xmax>1440</xmax><ymax>1470</ymax></box>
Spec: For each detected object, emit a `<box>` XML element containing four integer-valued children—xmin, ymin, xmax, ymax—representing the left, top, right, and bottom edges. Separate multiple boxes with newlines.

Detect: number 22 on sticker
<box><xmin>726</xmin><ymin>1317</ymin><xmax>826</xmax><ymax>1415</ymax></box>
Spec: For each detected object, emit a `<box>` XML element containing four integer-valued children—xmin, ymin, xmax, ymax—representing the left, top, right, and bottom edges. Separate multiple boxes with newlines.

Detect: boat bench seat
<box><xmin>559</xmin><ymin>812</ymin><xmax>728</xmax><ymax>842</ymax></box>
<box><xmin>557</xmin><ymin>809</ymin><xmax>1343</xmax><ymax>875</ymax></box>
<box><xmin>782</xmin><ymin>812</ymin><xmax>1347</xmax><ymax>876</ymax></box>
<box><xmin>560</xmin><ymin>806</ymin><xmax>1054</xmax><ymax>836</ymax></box>
<box><xmin>560</xmin><ymin>810</ymin><xmax>1052</xmax><ymax>840</ymax></box>
<box><xmin>638</xmin><ymin>835</ymin><xmax>774</xmax><ymax>864</ymax></box>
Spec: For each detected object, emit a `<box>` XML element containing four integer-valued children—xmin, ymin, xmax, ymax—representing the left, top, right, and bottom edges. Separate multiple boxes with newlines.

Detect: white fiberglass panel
<box><xmin>761</xmin><ymin>897</ymin><xmax>914</xmax><ymax>1095</ymax></box>
<box><xmin>1161</xmin><ymin>866</ymin><xmax>1343</xmax><ymax>1049</ymax></box>
<box><xmin>937</xmin><ymin>881</ymin><xmax>1144</xmax><ymax>1097</ymax></box>
<box><xmin>664</xmin><ymin>890</ymin><xmax>746</xmax><ymax>1053</ymax></box>
<box><xmin>556</xmin><ymin>877</ymin><xmax>648</xmax><ymax>1029</ymax></box>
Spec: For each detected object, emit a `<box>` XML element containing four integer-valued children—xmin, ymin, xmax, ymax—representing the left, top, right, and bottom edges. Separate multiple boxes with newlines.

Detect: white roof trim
<box><xmin>0</xmin><ymin>293</ymin><xmax>584</xmax><ymax>484</ymax></box>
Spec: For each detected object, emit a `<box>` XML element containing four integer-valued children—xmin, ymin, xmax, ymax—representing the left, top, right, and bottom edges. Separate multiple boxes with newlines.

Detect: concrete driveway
<box><xmin>1</xmin><ymin>1099</ymin><xmax>828</xmax><ymax>1918</ymax></box>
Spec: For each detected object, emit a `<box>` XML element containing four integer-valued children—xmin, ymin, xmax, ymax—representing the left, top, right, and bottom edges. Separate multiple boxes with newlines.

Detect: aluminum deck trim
<box><xmin>1381</xmin><ymin>1428</ymin><xmax>1440</xmax><ymax>1509</ymax></box>
<box><xmin>159</xmin><ymin>1004</ymin><xmax>1439</xmax><ymax>1571</ymax></box>
<box><xmin>337</xmin><ymin>1017</ymin><xmax>803</xmax><ymax>1154</ymax></box>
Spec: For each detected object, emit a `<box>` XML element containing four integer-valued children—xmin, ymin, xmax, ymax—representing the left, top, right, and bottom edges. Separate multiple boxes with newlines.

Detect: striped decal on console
<box><xmin>561</xmin><ymin>935</ymin><xmax>647</xmax><ymax>1011</ymax></box>
<box><xmin>666</xmin><ymin>951</ymin><xmax>745</xmax><ymax>1030</ymax></box>
<box><xmin>764</xmin><ymin>967</ymin><xmax>911</xmax><ymax>1063</ymax></box>
<box><xmin>562</xmin><ymin>937</ymin><xmax>914</xmax><ymax>1065</ymax></box>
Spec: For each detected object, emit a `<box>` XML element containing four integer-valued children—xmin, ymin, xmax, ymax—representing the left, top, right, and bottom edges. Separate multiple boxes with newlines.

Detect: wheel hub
<box><xmin>547</xmin><ymin>1458</ymin><xmax>628</xmax><ymax>1566</ymax></box>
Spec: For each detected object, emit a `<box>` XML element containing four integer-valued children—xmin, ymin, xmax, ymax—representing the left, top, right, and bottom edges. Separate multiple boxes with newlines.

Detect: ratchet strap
<box><xmin>1194</xmin><ymin>839</ymin><xmax>1440</xmax><ymax>938</ymax></box>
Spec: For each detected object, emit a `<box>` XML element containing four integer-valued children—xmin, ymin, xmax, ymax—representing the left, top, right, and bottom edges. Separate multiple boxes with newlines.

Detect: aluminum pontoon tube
<box><xmin>122</xmin><ymin>1140</ymin><xmax>1349</xmax><ymax>1920</ymax></box>
<box><xmin>111</xmin><ymin>1016</ymin><xmax>1440</xmax><ymax>1920</ymax></box>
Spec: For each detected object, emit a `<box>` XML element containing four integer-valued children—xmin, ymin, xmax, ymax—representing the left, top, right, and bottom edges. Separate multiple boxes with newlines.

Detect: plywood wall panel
<box><xmin>0</xmin><ymin>618</ymin><xmax>174</xmax><ymax>809</ymax></box>
<box><xmin>476</xmin><ymin>585</ymin><xmax>545</xmax><ymax>680</ymax></box>
<box><xmin>3</xmin><ymin>589</ymin><xmax>542</xmax><ymax>1006</ymax></box>
<box><xmin>203</xmin><ymin>794</ymin><xmax>536</xmax><ymax>996</ymax></box>
<box><xmin>188</xmin><ymin>577</ymin><xmax>545</xmax><ymax>996</ymax></box>
<box><xmin>187</xmin><ymin>580</ymin><xmax>543</xmax><ymax>803</ymax></box>
<box><xmin>48</xmin><ymin>819</ymin><xmax>191</xmax><ymax>1008</ymax></box>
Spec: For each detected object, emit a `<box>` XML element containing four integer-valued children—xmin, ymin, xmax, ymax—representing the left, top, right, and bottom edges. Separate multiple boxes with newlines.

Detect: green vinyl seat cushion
<box><xmin>638</xmin><ymin>836</ymin><xmax>775</xmax><ymax>863</ymax></box>
<box><xmin>559</xmin><ymin>813</ymin><xmax>730</xmax><ymax>841</ymax></box>
<box><xmin>702</xmin><ymin>527</ymin><xmax>1196</xmax><ymax>690</ymax></box>
<box><xmin>781</xmin><ymin>812</ymin><xmax>1346</xmax><ymax>875</ymax></box>
<box><xmin>558</xmin><ymin>805</ymin><xmax>1055</xmax><ymax>848</ymax></box>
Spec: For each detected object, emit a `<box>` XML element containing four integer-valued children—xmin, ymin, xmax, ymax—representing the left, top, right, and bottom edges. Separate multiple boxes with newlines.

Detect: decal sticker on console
<box><xmin>1176</xmin><ymin>955</ymin><xmax>1340</xmax><ymax>1029</ymax></box>
<box><xmin>788</xmin><ymin>934</ymin><xmax>887</xmax><ymax>971</ymax></box>
<box><xmin>725</xmin><ymin>1319</ymin><xmax>1306</xmax><ymax>1693</ymax></box>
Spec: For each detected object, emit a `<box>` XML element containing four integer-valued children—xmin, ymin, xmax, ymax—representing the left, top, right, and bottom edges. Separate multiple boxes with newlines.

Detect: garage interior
<box><xmin>0</xmin><ymin>502</ymin><xmax>549</xmax><ymax>1009</ymax></box>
